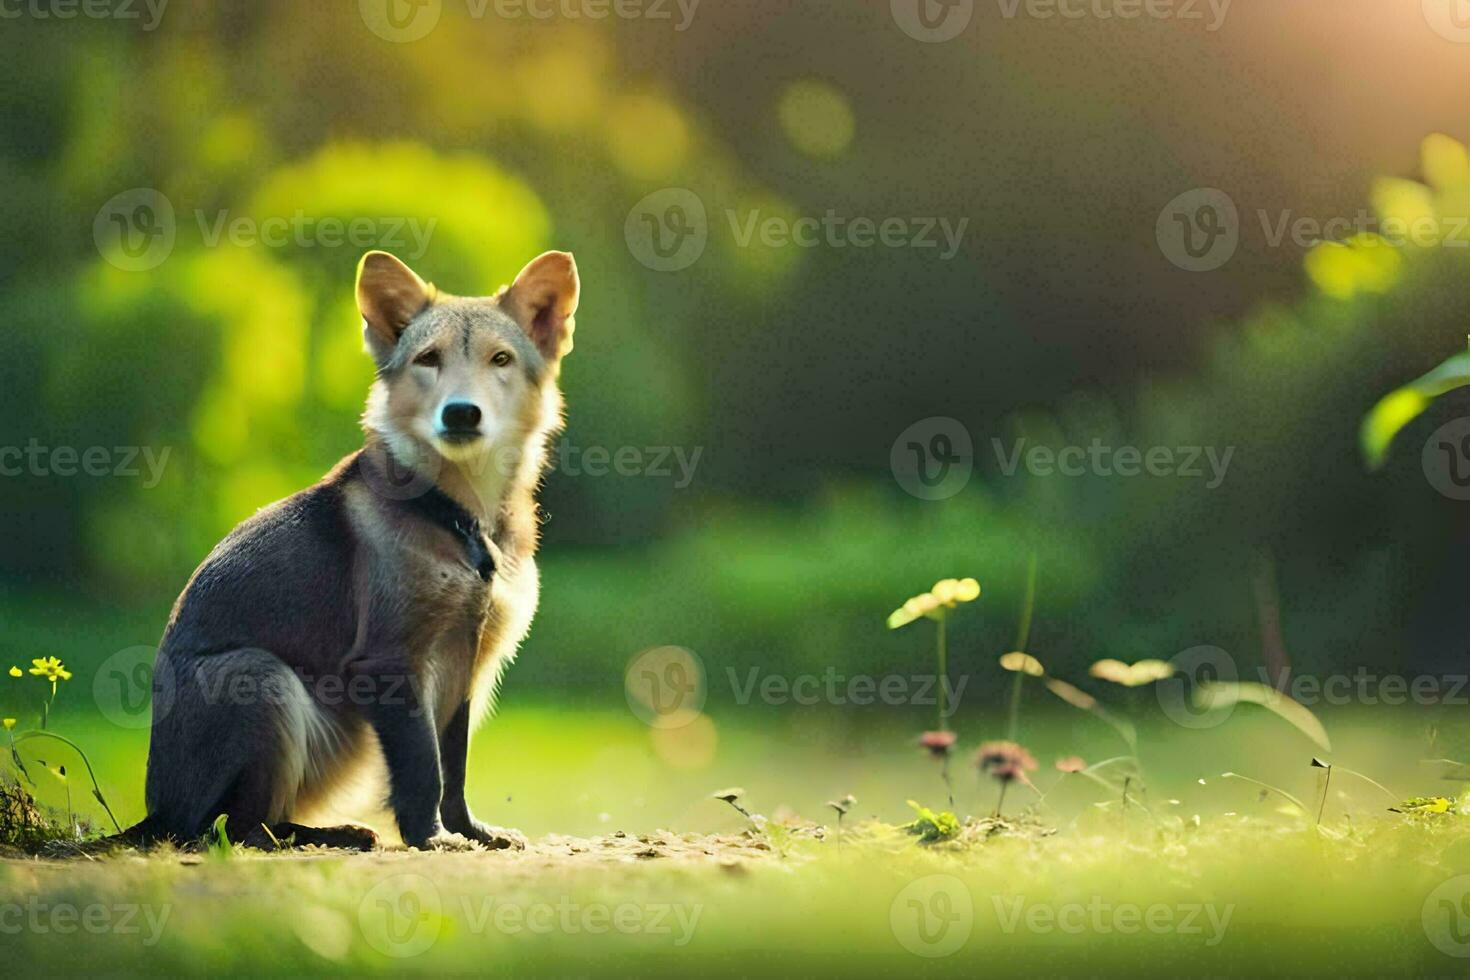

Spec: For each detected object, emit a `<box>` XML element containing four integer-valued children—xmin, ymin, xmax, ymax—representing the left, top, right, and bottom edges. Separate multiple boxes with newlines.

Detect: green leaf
<box><xmin>1362</xmin><ymin>348</ymin><xmax>1470</xmax><ymax>470</ymax></box>
<box><xmin>903</xmin><ymin>800</ymin><xmax>960</xmax><ymax>843</ymax></box>
<box><xmin>10</xmin><ymin>744</ymin><xmax>32</xmax><ymax>785</ymax></box>
<box><xmin>207</xmin><ymin>813</ymin><xmax>233</xmax><ymax>859</ymax></box>
<box><xmin>1195</xmin><ymin>681</ymin><xmax>1331</xmax><ymax>751</ymax></box>
<box><xmin>1388</xmin><ymin>796</ymin><xmax>1454</xmax><ymax>815</ymax></box>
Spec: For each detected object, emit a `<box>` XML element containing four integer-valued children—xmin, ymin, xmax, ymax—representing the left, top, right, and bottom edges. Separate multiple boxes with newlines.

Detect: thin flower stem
<box><xmin>1006</xmin><ymin>554</ymin><xmax>1038</xmax><ymax>742</ymax></box>
<box><xmin>936</xmin><ymin>616</ymin><xmax>948</xmax><ymax>731</ymax></box>
<box><xmin>1085</xmin><ymin>756</ymin><xmax>1136</xmax><ymax>774</ymax></box>
<box><xmin>1032</xmin><ymin>773</ymin><xmax>1069</xmax><ymax>807</ymax></box>
<box><xmin>1078</xmin><ymin>769</ymin><xmax>1120</xmax><ymax>795</ymax></box>
<box><xmin>1315</xmin><ymin>765</ymin><xmax>1332</xmax><ymax>825</ymax></box>
<box><xmin>13</xmin><ymin>731</ymin><xmax>122</xmax><ymax>833</ymax></box>
<box><xmin>1015</xmin><ymin>552</ymin><xmax>1038</xmax><ymax>652</ymax></box>
<box><xmin>1006</xmin><ymin>672</ymin><xmax>1023</xmax><ymax>743</ymax></box>
<box><xmin>1220</xmin><ymin>771</ymin><xmax>1308</xmax><ymax>815</ymax></box>
<box><xmin>1328</xmin><ymin>764</ymin><xmax>1398</xmax><ymax>803</ymax></box>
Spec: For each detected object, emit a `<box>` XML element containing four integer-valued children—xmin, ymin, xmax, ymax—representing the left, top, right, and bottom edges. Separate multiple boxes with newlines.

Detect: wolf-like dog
<box><xmin>132</xmin><ymin>248</ymin><xmax>579</xmax><ymax>850</ymax></box>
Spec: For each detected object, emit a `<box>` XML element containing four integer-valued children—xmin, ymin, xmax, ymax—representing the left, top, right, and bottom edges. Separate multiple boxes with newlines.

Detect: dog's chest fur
<box><xmin>344</xmin><ymin>480</ymin><xmax>539</xmax><ymax>728</ymax></box>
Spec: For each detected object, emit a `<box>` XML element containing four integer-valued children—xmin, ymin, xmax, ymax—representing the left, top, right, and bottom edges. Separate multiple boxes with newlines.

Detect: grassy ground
<box><xmin>4</xmin><ymin>703</ymin><xmax>1470</xmax><ymax>976</ymax></box>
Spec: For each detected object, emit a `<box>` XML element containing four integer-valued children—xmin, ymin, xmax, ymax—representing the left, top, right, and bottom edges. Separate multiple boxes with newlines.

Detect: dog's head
<box><xmin>356</xmin><ymin>249</ymin><xmax>579</xmax><ymax>485</ymax></box>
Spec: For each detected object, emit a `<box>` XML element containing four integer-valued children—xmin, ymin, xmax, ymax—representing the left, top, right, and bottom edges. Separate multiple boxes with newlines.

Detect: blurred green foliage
<box><xmin>2</xmin><ymin>4</ymin><xmax>1469</xmax><ymax>701</ymax></box>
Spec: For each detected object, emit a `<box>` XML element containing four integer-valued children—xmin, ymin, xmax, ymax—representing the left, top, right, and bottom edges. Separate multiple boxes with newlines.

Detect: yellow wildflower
<box><xmin>28</xmin><ymin>656</ymin><xmax>72</xmax><ymax>684</ymax></box>
<box><xmin>999</xmin><ymin>652</ymin><xmax>1045</xmax><ymax>677</ymax></box>
<box><xmin>1088</xmin><ymin>658</ymin><xmax>1175</xmax><ymax>687</ymax></box>
<box><xmin>886</xmin><ymin>578</ymin><xmax>981</xmax><ymax>629</ymax></box>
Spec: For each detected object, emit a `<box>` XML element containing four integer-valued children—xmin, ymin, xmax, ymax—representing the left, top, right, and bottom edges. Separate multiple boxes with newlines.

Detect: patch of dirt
<box><xmin>4</xmin><ymin>815</ymin><xmax>1045</xmax><ymax>872</ymax></box>
<box><xmin>4</xmin><ymin>828</ymin><xmax>793</xmax><ymax>872</ymax></box>
<box><xmin>536</xmin><ymin>829</ymin><xmax>780</xmax><ymax>865</ymax></box>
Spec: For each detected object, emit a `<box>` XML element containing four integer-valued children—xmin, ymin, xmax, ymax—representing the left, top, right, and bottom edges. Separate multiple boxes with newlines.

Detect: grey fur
<box><xmin>135</xmin><ymin>251</ymin><xmax>578</xmax><ymax>850</ymax></box>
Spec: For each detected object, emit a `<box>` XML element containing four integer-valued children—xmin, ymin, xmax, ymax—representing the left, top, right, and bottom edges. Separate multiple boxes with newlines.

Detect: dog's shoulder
<box><xmin>161</xmin><ymin>458</ymin><xmax>361</xmax><ymax>665</ymax></box>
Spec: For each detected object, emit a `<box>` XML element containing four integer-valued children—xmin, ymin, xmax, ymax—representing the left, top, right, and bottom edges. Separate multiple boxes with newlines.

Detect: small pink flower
<box><xmin>1055</xmin><ymin>756</ymin><xmax>1087</xmax><ymax>774</ymax></box>
<box><xmin>919</xmin><ymin>731</ymin><xmax>958</xmax><ymax>757</ymax></box>
<box><xmin>974</xmin><ymin>741</ymin><xmax>1038</xmax><ymax>782</ymax></box>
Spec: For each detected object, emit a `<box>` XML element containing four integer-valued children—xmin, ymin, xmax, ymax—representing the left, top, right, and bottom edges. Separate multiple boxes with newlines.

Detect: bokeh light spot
<box><xmin>605</xmin><ymin>94</ymin><xmax>690</xmax><ymax>180</ymax></box>
<box><xmin>778</xmin><ymin>80</ymin><xmax>855</xmax><ymax>159</ymax></box>
<box><xmin>649</xmin><ymin>712</ymin><xmax>718</xmax><ymax>771</ymax></box>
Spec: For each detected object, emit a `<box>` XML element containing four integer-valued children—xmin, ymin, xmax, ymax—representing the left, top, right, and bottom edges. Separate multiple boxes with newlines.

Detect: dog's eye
<box><xmin>413</xmin><ymin>349</ymin><xmax>440</xmax><ymax>368</ymax></box>
<box><xmin>491</xmin><ymin>350</ymin><xmax>514</xmax><ymax>367</ymax></box>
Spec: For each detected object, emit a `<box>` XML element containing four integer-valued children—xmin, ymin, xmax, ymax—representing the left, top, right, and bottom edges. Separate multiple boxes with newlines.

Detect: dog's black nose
<box><xmin>441</xmin><ymin>402</ymin><xmax>482</xmax><ymax>434</ymax></box>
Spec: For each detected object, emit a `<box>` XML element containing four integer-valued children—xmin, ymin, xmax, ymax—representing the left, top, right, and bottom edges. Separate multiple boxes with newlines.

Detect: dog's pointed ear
<box><xmin>502</xmin><ymin>251</ymin><xmax>580</xmax><ymax>366</ymax></box>
<box><xmin>356</xmin><ymin>251</ymin><xmax>435</xmax><ymax>363</ymax></box>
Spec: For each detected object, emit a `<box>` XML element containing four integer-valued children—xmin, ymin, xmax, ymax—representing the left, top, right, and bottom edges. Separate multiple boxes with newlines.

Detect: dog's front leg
<box><xmin>353</xmin><ymin>651</ymin><xmax>444</xmax><ymax>849</ymax></box>
<box><xmin>439</xmin><ymin>701</ymin><xmax>527</xmax><ymax>850</ymax></box>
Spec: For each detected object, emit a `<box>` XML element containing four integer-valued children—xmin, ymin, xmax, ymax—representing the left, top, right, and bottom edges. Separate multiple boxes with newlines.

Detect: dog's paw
<box><xmin>412</xmin><ymin>831</ymin><xmax>478</xmax><ymax>853</ymax></box>
<box><xmin>461</xmin><ymin>821</ymin><xmax>527</xmax><ymax>851</ymax></box>
<box><xmin>312</xmin><ymin>824</ymin><xmax>381</xmax><ymax>852</ymax></box>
